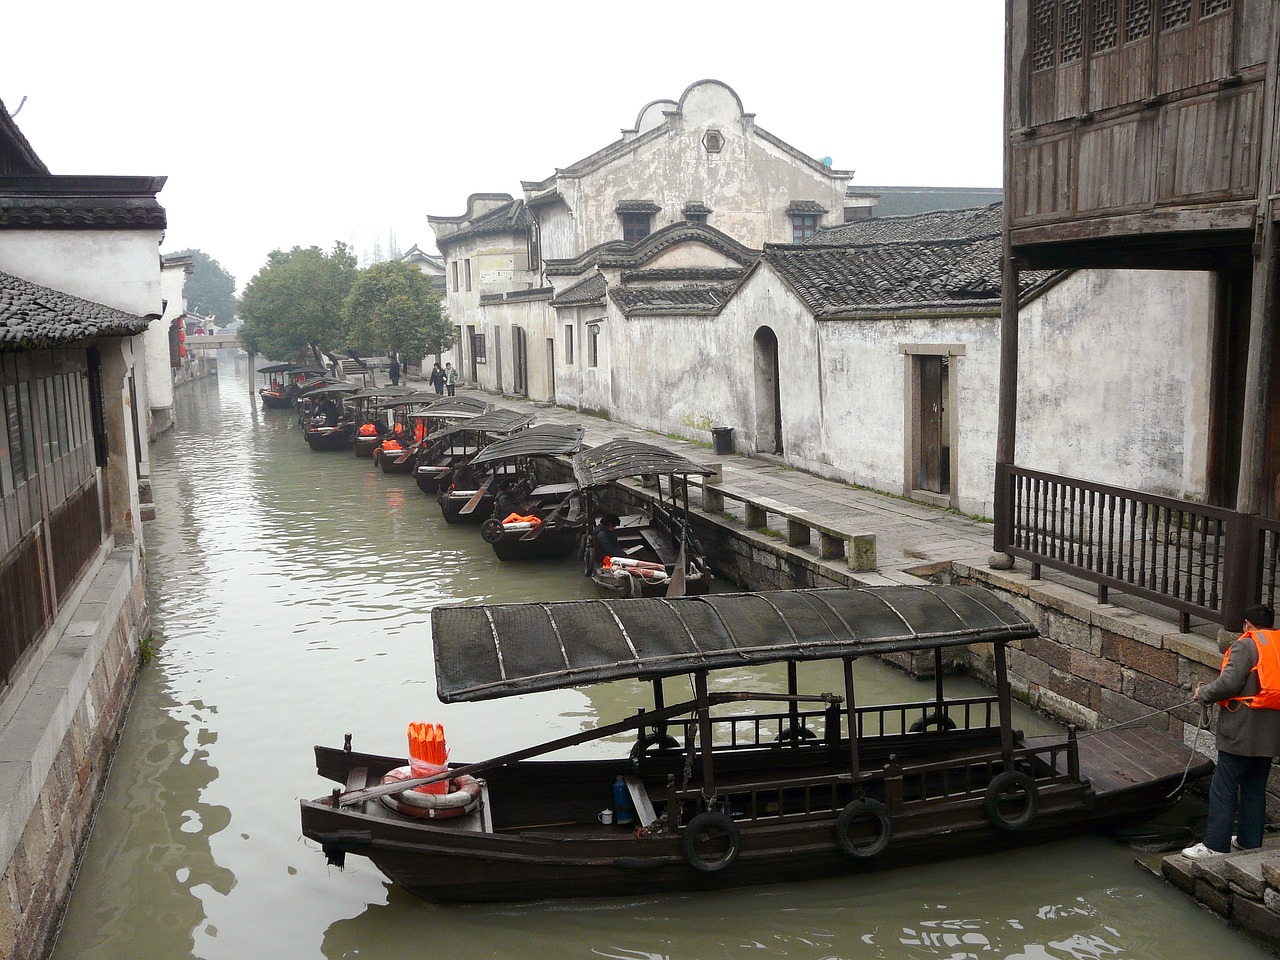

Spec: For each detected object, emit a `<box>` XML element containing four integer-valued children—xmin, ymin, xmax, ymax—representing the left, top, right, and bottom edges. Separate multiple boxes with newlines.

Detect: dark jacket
<box><xmin>1200</xmin><ymin>636</ymin><xmax>1280</xmax><ymax>756</ymax></box>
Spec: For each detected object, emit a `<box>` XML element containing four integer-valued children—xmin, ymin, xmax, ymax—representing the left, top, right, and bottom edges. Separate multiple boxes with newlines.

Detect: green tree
<box><xmin>238</xmin><ymin>243</ymin><xmax>357</xmax><ymax>363</ymax></box>
<box><xmin>343</xmin><ymin>260</ymin><xmax>451</xmax><ymax>362</ymax></box>
<box><xmin>169</xmin><ymin>249</ymin><xmax>236</xmax><ymax>325</ymax></box>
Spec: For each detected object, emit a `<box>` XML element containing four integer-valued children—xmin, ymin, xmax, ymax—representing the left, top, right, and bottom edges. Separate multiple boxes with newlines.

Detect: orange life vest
<box><xmin>1219</xmin><ymin>629</ymin><xmax>1280</xmax><ymax>710</ymax></box>
<box><xmin>414</xmin><ymin>421</ymin><xmax>426</xmax><ymax>442</ymax></box>
<box><xmin>358</xmin><ymin>423</ymin><xmax>379</xmax><ymax>437</ymax></box>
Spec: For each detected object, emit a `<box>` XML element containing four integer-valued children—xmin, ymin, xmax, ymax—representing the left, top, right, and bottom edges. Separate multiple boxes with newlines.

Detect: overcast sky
<box><xmin>4</xmin><ymin>1</ymin><xmax>1005</xmax><ymax>294</ymax></box>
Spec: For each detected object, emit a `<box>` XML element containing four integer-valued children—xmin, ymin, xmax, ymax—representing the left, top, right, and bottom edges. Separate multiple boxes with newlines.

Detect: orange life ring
<box><xmin>378</xmin><ymin>766</ymin><xmax>482</xmax><ymax>820</ymax></box>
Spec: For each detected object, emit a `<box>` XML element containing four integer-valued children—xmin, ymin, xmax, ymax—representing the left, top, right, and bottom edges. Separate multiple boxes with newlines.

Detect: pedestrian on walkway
<box><xmin>429</xmin><ymin>362</ymin><xmax>445</xmax><ymax>395</ymax></box>
<box><xmin>1183</xmin><ymin>604</ymin><xmax>1280</xmax><ymax>859</ymax></box>
<box><xmin>388</xmin><ymin>353</ymin><xmax>401</xmax><ymax>387</ymax></box>
<box><xmin>445</xmin><ymin>362</ymin><xmax>458</xmax><ymax>396</ymax></box>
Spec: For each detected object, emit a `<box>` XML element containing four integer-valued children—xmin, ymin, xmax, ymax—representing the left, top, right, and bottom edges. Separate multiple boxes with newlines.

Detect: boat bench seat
<box><xmin>621</xmin><ymin>774</ymin><xmax>657</xmax><ymax>829</ymax></box>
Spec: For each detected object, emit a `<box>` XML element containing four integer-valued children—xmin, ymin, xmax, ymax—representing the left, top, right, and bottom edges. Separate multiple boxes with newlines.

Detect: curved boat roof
<box><xmin>305</xmin><ymin>382</ymin><xmax>362</xmax><ymax>396</ymax></box>
<box><xmin>469</xmin><ymin>424</ymin><xmax>587</xmax><ymax>467</ymax></box>
<box><xmin>431</xmin><ymin>585</ymin><xmax>1037</xmax><ymax>703</ymax></box>
<box><xmin>572</xmin><ymin>439</ymin><xmax>714</xmax><ymax>488</ymax></box>
<box><xmin>427</xmin><ymin>409</ymin><xmax>534</xmax><ymax>444</ymax></box>
<box><xmin>256</xmin><ymin>361</ymin><xmax>301</xmax><ymax>374</ymax></box>
<box><xmin>349</xmin><ymin>386</ymin><xmax>413</xmax><ymax>401</ymax></box>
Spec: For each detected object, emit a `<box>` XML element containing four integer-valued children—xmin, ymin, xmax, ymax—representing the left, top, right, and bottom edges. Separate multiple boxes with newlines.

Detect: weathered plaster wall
<box><xmin>0</xmin><ymin>231</ymin><xmax>162</xmax><ymax>317</ymax></box>
<box><xmin>1016</xmin><ymin>269</ymin><xmax>1215</xmax><ymax>500</ymax></box>
<box><xmin>559</xmin><ymin>81</ymin><xmax>848</xmax><ymax>255</ymax></box>
<box><xmin>599</xmin><ymin>263</ymin><xmax>1214</xmax><ymax>521</ymax></box>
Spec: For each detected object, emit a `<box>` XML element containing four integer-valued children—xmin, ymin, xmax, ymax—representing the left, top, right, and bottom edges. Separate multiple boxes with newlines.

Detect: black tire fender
<box><xmin>984</xmin><ymin>771</ymin><xmax>1039</xmax><ymax>831</ymax></box>
<box><xmin>480</xmin><ymin>519</ymin><xmax>504</xmax><ymax>544</ymax></box>
<box><xmin>908</xmin><ymin>712</ymin><xmax>958</xmax><ymax>733</ymax></box>
<box><xmin>682</xmin><ymin>812</ymin><xmax>741</xmax><ymax>873</ymax></box>
<box><xmin>834</xmin><ymin>799</ymin><xmax>892</xmax><ymax>858</ymax></box>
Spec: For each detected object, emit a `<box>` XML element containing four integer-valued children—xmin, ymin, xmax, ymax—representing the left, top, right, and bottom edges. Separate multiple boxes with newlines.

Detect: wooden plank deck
<box><xmin>1028</xmin><ymin>727</ymin><xmax>1210</xmax><ymax>798</ymax></box>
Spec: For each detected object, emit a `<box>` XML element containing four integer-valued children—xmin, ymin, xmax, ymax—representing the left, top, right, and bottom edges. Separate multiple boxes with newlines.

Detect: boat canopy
<box><xmin>432</xmin><ymin>585</ymin><xmax>1036</xmax><ymax>703</ymax></box>
<box><xmin>572</xmin><ymin>439</ymin><xmax>714</xmax><ymax>488</ymax></box>
<box><xmin>469</xmin><ymin>424</ymin><xmax>586</xmax><ymax>467</ymax></box>
<box><xmin>305</xmin><ymin>382</ymin><xmax>362</xmax><ymax>396</ymax></box>
<box><xmin>427</xmin><ymin>409</ymin><xmax>534</xmax><ymax>444</ymax></box>
<box><xmin>349</xmin><ymin>386</ymin><xmax>413</xmax><ymax>401</ymax></box>
<box><xmin>256</xmin><ymin>361</ymin><xmax>301</xmax><ymax>375</ymax></box>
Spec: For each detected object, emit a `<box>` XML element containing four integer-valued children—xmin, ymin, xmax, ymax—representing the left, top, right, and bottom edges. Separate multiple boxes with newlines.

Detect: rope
<box><xmin>1071</xmin><ymin>696</ymin><xmax>1209</xmax><ymax>799</ymax></box>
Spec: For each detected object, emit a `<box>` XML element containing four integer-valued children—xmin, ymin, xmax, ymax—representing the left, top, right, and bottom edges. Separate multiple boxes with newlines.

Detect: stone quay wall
<box><xmin>0</xmin><ymin>544</ymin><xmax>147</xmax><ymax>960</ymax></box>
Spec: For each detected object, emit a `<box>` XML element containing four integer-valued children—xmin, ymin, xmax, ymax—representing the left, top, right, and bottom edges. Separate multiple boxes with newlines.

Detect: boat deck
<box><xmin>1027</xmin><ymin>726</ymin><xmax>1210</xmax><ymax>800</ymax></box>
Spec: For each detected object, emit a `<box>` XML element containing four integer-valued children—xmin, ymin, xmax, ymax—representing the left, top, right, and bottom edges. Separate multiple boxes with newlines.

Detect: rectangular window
<box><xmin>588</xmin><ymin>324</ymin><xmax>601</xmax><ymax>368</ymax></box>
<box><xmin>564</xmin><ymin>325</ymin><xmax>574</xmax><ymax>365</ymax></box>
<box><xmin>465</xmin><ymin>260</ymin><xmax>472</xmax><ymax>293</ymax></box>
<box><xmin>790</xmin><ymin>214</ymin><xmax>819</xmax><ymax>242</ymax></box>
<box><xmin>452</xmin><ymin>261</ymin><xmax>459</xmax><ymax>293</ymax></box>
<box><xmin>621</xmin><ymin>213</ymin><xmax>651</xmax><ymax>242</ymax></box>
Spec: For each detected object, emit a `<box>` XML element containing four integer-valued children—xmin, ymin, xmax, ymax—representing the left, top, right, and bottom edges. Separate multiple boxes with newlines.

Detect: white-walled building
<box><xmin>430</xmin><ymin>79</ymin><xmax>861</xmax><ymax>401</ymax></box>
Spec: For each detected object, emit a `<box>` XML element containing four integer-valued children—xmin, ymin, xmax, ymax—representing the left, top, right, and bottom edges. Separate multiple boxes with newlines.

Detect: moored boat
<box><xmin>470</xmin><ymin>424</ymin><xmax>588</xmax><ymax>559</ymax></box>
<box><xmin>414</xmin><ymin>408</ymin><xmax>533</xmax><ymax>495</ymax></box>
<box><xmin>574</xmin><ymin>439</ymin><xmax>714</xmax><ymax>597</ymax></box>
<box><xmin>301</xmin><ymin>382</ymin><xmax>361</xmax><ymax>451</ymax></box>
<box><xmin>300</xmin><ymin>585</ymin><xmax>1212</xmax><ymax>905</ymax></box>
<box><xmin>256</xmin><ymin>361</ymin><xmax>301</xmax><ymax>408</ymax></box>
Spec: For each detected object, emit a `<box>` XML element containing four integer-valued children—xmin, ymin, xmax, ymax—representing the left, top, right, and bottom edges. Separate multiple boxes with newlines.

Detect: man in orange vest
<box><xmin>1183</xmin><ymin>604</ymin><xmax>1280</xmax><ymax>858</ymax></box>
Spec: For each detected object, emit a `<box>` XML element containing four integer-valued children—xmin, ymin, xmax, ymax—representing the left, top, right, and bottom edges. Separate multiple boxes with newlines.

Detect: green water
<box><xmin>50</xmin><ymin>357</ymin><xmax>1262</xmax><ymax>960</ymax></box>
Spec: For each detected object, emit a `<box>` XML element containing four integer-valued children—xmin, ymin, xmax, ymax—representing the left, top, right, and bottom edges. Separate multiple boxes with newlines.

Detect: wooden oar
<box><xmin>334</xmin><ymin>694</ymin><xmax>738</xmax><ymax>808</ymax></box>
<box><xmin>666</xmin><ymin>538</ymin><xmax>687</xmax><ymax>598</ymax></box>
<box><xmin>458</xmin><ymin>474</ymin><xmax>494</xmax><ymax>515</ymax></box>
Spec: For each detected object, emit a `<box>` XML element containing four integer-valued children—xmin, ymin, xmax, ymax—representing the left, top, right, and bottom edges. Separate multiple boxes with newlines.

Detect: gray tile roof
<box><xmin>544</xmin><ymin>222</ymin><xmax>758</xmax><ymax>276</ymax></box>
<box><xmin>616</xmin><ymin>200</ymin><xmax>661</xmax><ymax>214</ymax></box>
<box><xmin>0</xmin><ymin>175</ymin><xmax>167</xmax><ymax>229</ymax></box>
<box><xmin>816</xmin><ymin>202</ymin><xmax>1003</xmax><ymax>245</ymax></box>
<box><xmin>848</xmin><ymin>186</ymin><xmax>1004</xmax><ymax>219</ymax></box>
<box><xmin>0</xmin><ymin>270</ymin><xmax>150</xmax><ymax>347</ymax></box>
<box><xmin>435</xmin><ymin>199</ymin><xmax>532</xmax><ymax>249</ymax></box>
<box><xmin>764</xmin><ymin>229</ymin><xmax>1055</xmax><ymax>317</ymax></box>
<box><xmin>619</xmin><ymin>267</ymin><xmax>745</xmax><ymax>283</ymax></box>
<box><xmin>786</xmin><ymin>200</ymin><xmax>828</xmax><ymax>215</ymax></box>
<box><xmin>551</xmin><ymin>273</ymin><xmax>607</xmax><ymax>307</ymax></box>
<box><xmin>609</xmin><ymin>284</ymin><xmax>736</xmax><ymax>316</ymax></box>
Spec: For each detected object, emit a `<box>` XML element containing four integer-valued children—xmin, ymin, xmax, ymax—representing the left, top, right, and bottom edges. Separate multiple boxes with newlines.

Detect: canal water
<box><xmin>51</xmin><ymin>358</ymin><xmax>1266</xmax><ymax>960</ymax></box>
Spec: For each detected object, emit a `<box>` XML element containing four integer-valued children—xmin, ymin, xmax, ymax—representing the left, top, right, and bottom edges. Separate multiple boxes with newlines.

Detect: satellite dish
<box><xmin>822</xmin><ymin>156</ymin><xmax>833</xmax><ymax>168</ymax></box>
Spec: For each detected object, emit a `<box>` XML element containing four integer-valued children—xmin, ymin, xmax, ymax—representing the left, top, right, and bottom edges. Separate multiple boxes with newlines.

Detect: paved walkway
<box><xmin>420</xmin><ymin>382</ymin><xmax>997</xmax><ymax>587</ymax></box>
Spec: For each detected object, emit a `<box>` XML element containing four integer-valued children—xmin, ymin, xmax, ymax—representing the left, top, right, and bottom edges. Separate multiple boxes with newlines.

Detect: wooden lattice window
<box><xmin>1125</xmin><ymin>0</ymin><xmax>1152</xmax><ymax>41</ymax></box>
<box><xmin>1092</xmin><ymin>0</ymin><xmax>1118</xmax><ymax>50</ymax></box>
<box><xmin>1032</xmin><ymin>0</ymin><xmax>1056</xmax><ymax>70</ymax></box>
<box><xmin>1200</xmin><ymin>0</ymin><xmax>1231</xmax><ymax>15</ymax></box>
<box><xmin>1162</xmin><ymin>0</ymin><xmax>1192</xmax><ymax>29</ymax></box>
<box><xmin>1061</xmin><ymin>0</ymin><xmax>1084</xmax><ymax>61</ymax></box>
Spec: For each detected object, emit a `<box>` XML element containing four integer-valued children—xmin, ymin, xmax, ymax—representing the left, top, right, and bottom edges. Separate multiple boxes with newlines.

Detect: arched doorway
<box><xmin>753</xmin><ymin>327</ymin><xmax>782</xmax><ymax>455</ymax></box>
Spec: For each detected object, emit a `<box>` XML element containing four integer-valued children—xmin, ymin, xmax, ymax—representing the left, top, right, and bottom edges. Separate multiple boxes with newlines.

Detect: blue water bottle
<box><xmin>613</xmin><ymin>776</ymin><xmax>635</xmax><ymax>826</ymax></box>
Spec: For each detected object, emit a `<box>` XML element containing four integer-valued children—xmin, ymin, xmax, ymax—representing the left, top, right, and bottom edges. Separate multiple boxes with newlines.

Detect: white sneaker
<box><xmin>1232</xmin><ymin>835</ymin><xmax>1243</xmax><ymax>851</ymax></box>
<box><xmin>1181</xmin><ymin>842</ymin><xmax>1224</xmax><ymax>859</ymax></box>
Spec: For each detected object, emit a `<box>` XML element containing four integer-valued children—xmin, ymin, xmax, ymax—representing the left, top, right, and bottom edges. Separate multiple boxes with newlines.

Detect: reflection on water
<box><xmin>51</xmin><ymin>357</ymin><xmax>1267</xmax><ymax>960</ymax></box>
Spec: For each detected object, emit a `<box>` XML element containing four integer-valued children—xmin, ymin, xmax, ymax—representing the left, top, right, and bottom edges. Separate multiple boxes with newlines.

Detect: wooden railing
<box><xmin>997</xmin><ymin>464</ymin><xmax>1280</xmax><ymax>631</ymax></box>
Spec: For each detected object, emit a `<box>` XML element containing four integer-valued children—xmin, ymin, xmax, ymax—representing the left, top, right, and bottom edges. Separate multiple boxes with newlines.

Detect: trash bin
<box><xmin>711</xmin><ymin>426</ymin><xmax>734</xmax><ymax>456</ymax></box>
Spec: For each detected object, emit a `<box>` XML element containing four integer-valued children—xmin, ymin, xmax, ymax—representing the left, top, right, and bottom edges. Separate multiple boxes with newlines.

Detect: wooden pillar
<box><xmin>695</xmin><ymin>671</ymin><xmax>715</xmax><ymax>802</ymax></box>
<box><xmin>994</xmin><ymin>0</ymin><xmax>1020</xmax><ymax>555</ymax></box>
<box><xmin>1225</xmin><ymin>6</ymin><xmax>1280</xmax><ymax>627</ymax></box>
<box><xmin>843</xmin><ymin>657</ymin><xmax>860</xmax><ymax>780</ymax></box>
<box><xmin>995</xmin><ymin>642</ymin><xmax>1015</xmax><ymax>768</ymax></box>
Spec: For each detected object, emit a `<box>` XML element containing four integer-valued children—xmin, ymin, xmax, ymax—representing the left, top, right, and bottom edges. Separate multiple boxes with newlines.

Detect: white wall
<box><xmin>0</xmin><ymin>230</ymin><xmax>163</xmax><ymax>316</ymax></box>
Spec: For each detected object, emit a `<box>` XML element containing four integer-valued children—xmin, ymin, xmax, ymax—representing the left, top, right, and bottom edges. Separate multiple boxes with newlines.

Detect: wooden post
<box><xmin>995</xmin><ymin>642</ymin><xmax>1015</xmax><ymax>769</ymax></box>
<box><xmin>695</xmin><ymin>671</ymin><xmax>715</xmax><ymax>802</ymax></box>
<box><xmin>994</xmin><ymin>0</ymin><xmax>1019</xmax><ymax>556</ymax></box>
<box><xmin>843</xmin><ymin>658</ymin><xmax>860</xmax><ymax>780</ymax></box>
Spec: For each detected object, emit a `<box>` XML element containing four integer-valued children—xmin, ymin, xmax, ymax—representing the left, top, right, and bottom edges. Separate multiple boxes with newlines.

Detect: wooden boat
<box><xmin>373</xmin><ymin>394</ymin><xmax>491</xmax><ymax>475</ymax></box>
<box><xmin>574</xmin><ymin>439</ymin><xmax>714</xmax><ymax>598</ymax></box>
<box><xmin>256</xmin><ymin>361</ymin><xmax>301</xmax><ymax>408</ymax></box>
<box><xmin>301</xmin><ymin>382</ymin><xmax>361</xmax><ymax>451</ymax></box>
<box><xmin>348</xmin><ymin>387</ymin><xmax>413</xmax><ymax>457</ymax></box>
<box><xmin>300</xmin><ymin>585</ymin><xmax>1212</xmax><ymax>905</ymax></box>
<box><xmin>414</xmin><ymin>408</ymin><xmax>533</xmax><ymax>495</ymax></box>
<box><xmin>470</xmin><ymin>425</ymin><xmax>588</xmax><ymax>559</ymax></box>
